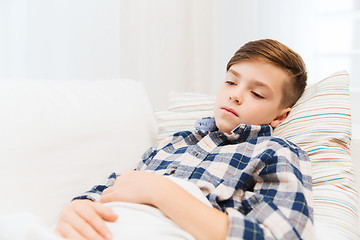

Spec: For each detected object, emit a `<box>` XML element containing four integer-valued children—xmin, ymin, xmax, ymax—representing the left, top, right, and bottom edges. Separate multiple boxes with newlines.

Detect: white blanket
<box><xmin>0</xmin><ymin>177</ymin><xmax>211</xmax><ymax>240</ymax></box>
<box><xmin>0</xmin><ymin>212</ymin><xmax>62</xmax><ymax>240</ymax></box>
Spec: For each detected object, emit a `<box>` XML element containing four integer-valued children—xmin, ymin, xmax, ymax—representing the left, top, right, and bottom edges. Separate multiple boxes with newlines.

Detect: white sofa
<box><xmin>0</xmin><ymin>79</ymin><xmax>158</xmax><ymax>227</ymax></box>
<box><xmin>0</xmin><ymin>76</ymin><xmax>359</xmax><ymax>239</ymax></box>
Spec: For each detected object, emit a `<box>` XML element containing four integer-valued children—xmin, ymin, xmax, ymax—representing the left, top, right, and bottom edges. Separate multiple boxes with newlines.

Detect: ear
<box><xmin>270</xmin><ymin>107</ymin><xmax>291</xmax><ymax>128</ymax></box>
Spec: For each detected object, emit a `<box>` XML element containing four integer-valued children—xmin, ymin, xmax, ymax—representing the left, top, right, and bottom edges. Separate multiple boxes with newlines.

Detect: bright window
<box><xmin>314</xmin><ymin>0</ymin><xmax>360</xmax><ymax>90</ymax></box>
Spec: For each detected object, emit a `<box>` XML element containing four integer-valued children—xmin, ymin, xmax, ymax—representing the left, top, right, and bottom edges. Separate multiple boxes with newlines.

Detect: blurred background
<box><xmin>0</xmin><ymin>0</ymin><xmax>359</xmax><ymax>130</ymax></box>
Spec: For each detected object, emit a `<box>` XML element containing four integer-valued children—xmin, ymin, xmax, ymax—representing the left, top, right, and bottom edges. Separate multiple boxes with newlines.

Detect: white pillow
<box><xmin>154</xmin><ymin>70</ymin><xmax>359</xmax><ymax>239</ymax></box>
<box><xmin>0</xmin><ymin>78</ymin><xmax>157</xmax><ymax>226</ymax></box>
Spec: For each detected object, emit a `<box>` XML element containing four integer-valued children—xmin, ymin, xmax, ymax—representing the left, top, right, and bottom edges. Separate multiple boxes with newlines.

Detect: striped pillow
<box><xmin>155</xmin><ymin>70</ymin><xmax>359</xmax><ymax>239</ymax></box>
<box><xmin>155</xmin><ymin>93</ymin><xmax>215</xmax><ymax>141</ymax></box>
<box><xmin>274</xmin><ymin>71</ymin><xmax>358</xmax><ymax>239</ymax></box>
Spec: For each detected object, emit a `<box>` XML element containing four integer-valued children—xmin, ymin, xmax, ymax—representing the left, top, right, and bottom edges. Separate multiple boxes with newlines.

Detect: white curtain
<box><xmin>117</xmin><ymin>0</ymin><xmax>224</xmax><ymax>110</ymax></box>
<box><xmin>1</xmin><ymin>0</ymin><xmax>354</xmax><ymax>111</ymax></box>
<box><xmin>0</xmin><ymin>0</ymin><xmax>225</xmax><ymax>110</ymax></box>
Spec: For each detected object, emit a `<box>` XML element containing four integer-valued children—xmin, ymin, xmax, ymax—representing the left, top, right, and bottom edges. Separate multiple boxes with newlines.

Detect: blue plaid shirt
<box><xmin>74</xmin><ymin>117</ymin><xmax>314</xmax><ymax>239</ymax></box>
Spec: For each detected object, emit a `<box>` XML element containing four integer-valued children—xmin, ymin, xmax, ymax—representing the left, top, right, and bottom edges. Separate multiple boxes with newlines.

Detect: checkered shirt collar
<box><xmin>195</xmin><ymin>117</ymin><xmax>273</xmax><ymax>143</ymax></box>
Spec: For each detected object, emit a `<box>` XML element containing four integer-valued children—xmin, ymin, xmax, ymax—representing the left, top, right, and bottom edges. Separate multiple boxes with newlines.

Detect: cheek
<box><xmin>216</xmin><ymin>85</ymin><xmax>228</xmax><ymax>100</ymax></box>
<box><xmin>258</xmin><ymin>106</ymin><xmax>279</xmax><ymax>122</ymax></box>
<box><xmin>245</xmin><ymin>103</ymin><xmax>272</xmax><ymax>118</ymax></box>
<box><xmin>215</xmin><ymin>93</ymin><xmax>225</xmax><ymax>108</ymax></box>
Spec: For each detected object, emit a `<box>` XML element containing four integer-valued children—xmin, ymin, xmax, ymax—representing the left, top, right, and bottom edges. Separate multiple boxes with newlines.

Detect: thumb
<box><xmin>94</xmin><ymin>202</ymin><xmax>118</xmax><ymax>222</ymax></box>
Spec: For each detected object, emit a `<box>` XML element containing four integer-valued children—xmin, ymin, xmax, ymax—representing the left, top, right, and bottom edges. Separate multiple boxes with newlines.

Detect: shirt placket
<box><xmin>171</xmin><ymin>133</ymin><xmax>221</xmax><ymax>178</ymax></box>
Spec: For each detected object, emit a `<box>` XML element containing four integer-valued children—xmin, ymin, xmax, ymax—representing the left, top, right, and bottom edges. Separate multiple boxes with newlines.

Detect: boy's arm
<box><xmin>100</xmin><ymin>170</ymin><xmax>229</xmax><ymax>240</ymax></box>
<box><xmin>225</xmin><ymin>147</ymin><xmax>314</xmax><ymax>239</ymax></box>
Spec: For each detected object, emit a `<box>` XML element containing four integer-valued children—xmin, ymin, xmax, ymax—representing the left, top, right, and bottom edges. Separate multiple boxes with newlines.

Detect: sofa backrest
<box><xmin>0</xmin><ymin>78</ymin><xmax>157</xmax><ymax>226</ymax></box>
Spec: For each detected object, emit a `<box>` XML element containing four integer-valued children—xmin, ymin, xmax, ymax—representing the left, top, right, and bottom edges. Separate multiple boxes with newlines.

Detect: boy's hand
<box><xmin>54</xmin><ymin>199</ymin><xmax>118</xmax><ymax>240</ymax></box>
<box><xmin>100</xmin><ymin>170</ymin><xmax>160</xmax><ymax>205</ymax></box>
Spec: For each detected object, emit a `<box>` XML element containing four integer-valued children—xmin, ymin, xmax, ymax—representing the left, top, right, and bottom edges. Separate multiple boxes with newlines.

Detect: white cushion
<box><xmin>154</xmin><ymin>70</ymin><xmax>359</xmax><ymax>239</ymax></box>
<box><xmin>0</xmin><ymin>78</ymin><xmax>157</xmax><ymax>226</ymax></box>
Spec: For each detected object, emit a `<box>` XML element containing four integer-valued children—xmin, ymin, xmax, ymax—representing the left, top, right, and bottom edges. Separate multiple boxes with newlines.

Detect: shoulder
<box><xmin>254</xmin><ymin>136</ymin><xmax>313</xmax><ymax>198</ymax></box>
<box><xmin>250</xmin><ymin>135</ymin><xmax>309</xmax><ymax>165</ymax></box>
<box><xmin>250</xmin><ymin>136</ymin><xmax>311</xmax><ymax>181</ymax></box>
<box><xmin>258</xmin><ymin>135</ymin><xmax>306</xmax><ymax>154</ymax></box>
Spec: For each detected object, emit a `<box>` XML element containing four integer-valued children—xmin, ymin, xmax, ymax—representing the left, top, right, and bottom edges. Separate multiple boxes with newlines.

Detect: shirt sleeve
<box><xmin>72</xmin><ymin>172</ymin><xmax>118</xmax><ymax>202</ymax></box>
<box><xmin>226</xmin><ymin>144</ymin><xmax>314</xmax><ymax>239</ymax></box>
<box><xmin>135</xmin><ymin>145</ymin><xmax>159</xmax><ymax>170</ymax></box>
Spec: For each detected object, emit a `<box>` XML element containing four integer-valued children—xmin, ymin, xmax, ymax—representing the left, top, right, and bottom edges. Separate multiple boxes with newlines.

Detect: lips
<box><xmin>221</xmin><ymin>107</ymin><xmax>238</xmax><ymax>117</ymax></box>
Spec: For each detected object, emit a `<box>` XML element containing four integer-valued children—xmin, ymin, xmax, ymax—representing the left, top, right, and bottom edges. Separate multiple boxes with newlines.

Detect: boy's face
<box><xmin>214</xmin><ymin>61</ymin><xmax>291</xmax><ymax>134</ymax></box>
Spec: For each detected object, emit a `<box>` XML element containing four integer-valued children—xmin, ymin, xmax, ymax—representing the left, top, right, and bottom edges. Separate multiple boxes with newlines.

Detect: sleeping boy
<box><xmin>54</xmin><ymin>39</ymin><xmax>313</xmax><ymax>240</ymax></box>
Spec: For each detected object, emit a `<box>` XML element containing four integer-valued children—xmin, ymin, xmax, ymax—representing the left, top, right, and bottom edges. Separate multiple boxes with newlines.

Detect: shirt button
<box><xmin>195</xmin><ymin>152</ymin><xmax>199</xmax><ymax>157</ymax></box>
<box><xmin>169</xmin><ymin>166</ymin><xmax>177</xmax><ymax>175</ymax></box>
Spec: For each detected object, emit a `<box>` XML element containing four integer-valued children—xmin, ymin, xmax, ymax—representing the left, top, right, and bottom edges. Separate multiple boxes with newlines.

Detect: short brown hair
<box><xmin>226</xmin><ymin>39</ymin><xmax>307</xmax><ymax>108</ymax></box>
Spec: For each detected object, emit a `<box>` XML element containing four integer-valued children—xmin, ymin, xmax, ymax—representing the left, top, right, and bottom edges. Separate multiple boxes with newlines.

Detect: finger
<box><xmin>64</xmin><ymin>208</ymin><xmax>106</xmax><ymax>240</ymax></box>
<box><xmin>94</xmin><ymin>202</ymin><xmax>118</xmax><ymax>222</ymax></box>
<box><xmin>75</xmin><ymin>203</ymin><xmax>115</xmax><ymax>239</ymax></box>
<box><xmin>55</xmin><ymin>221</ymin><xmax>87</xmax><ymax>240</ymax></box>
<box><xmin>99</xmin><ymin>191</ymin><xmax>120</xmax><ymax>204</ymax></box>
<box><xmin>102</xmin><ymin>186</ymin><xmax>115</xmax><ymax>196</ymax></box>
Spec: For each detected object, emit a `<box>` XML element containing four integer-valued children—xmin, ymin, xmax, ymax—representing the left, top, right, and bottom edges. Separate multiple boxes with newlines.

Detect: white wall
<box><xmin>0</xmin><ymin>0</ymin><xmax>121</xmax><ymax>81</ymax></box>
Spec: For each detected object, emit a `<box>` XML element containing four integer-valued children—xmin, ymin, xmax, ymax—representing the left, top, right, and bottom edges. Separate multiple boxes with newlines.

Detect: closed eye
<box><xmin>225</xmin><ymin>81</ymin><xmax>236</xmax><ymax>86</ymax></box>
<box><xmin>251</xmin><ymin>91</ymin><xmax>264</xmax><ymax>99</ymax></box>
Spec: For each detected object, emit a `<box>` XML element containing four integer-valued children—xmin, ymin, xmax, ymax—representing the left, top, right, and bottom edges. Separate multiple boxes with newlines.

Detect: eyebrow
<box><xmin>228</xmin><ymin>69</ymin><xmax>274</xmax><ymax>95</ymax></box>
<box><xmin>228</xmin><ymin>69</ymin><xmax>241</xmax><ymax>79</ymax></box>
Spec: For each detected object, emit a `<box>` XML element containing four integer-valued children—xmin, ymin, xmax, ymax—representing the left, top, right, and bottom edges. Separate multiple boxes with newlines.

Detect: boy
<box><xmin>55</xmin><ymin>39</ymin><xmax>313</xmax><ymax>240</ymax></box>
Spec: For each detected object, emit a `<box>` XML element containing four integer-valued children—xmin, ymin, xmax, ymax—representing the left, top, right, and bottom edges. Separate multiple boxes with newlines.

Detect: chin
<box><xmin>215</xmin><ymin>110</ymin><xmax>240</xmax><ymax>129</ymax></box>
<box><xmin>215</xmin><ymin>120</ymin><xmax>235</xmax><ymax>134</ymax></box>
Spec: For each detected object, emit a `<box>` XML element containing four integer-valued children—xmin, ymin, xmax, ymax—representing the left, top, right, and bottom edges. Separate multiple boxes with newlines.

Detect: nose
<box><xmin>229</xmin><ymin>92</ymin><xmax>243</xmax><ymax>104</ymax></box>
